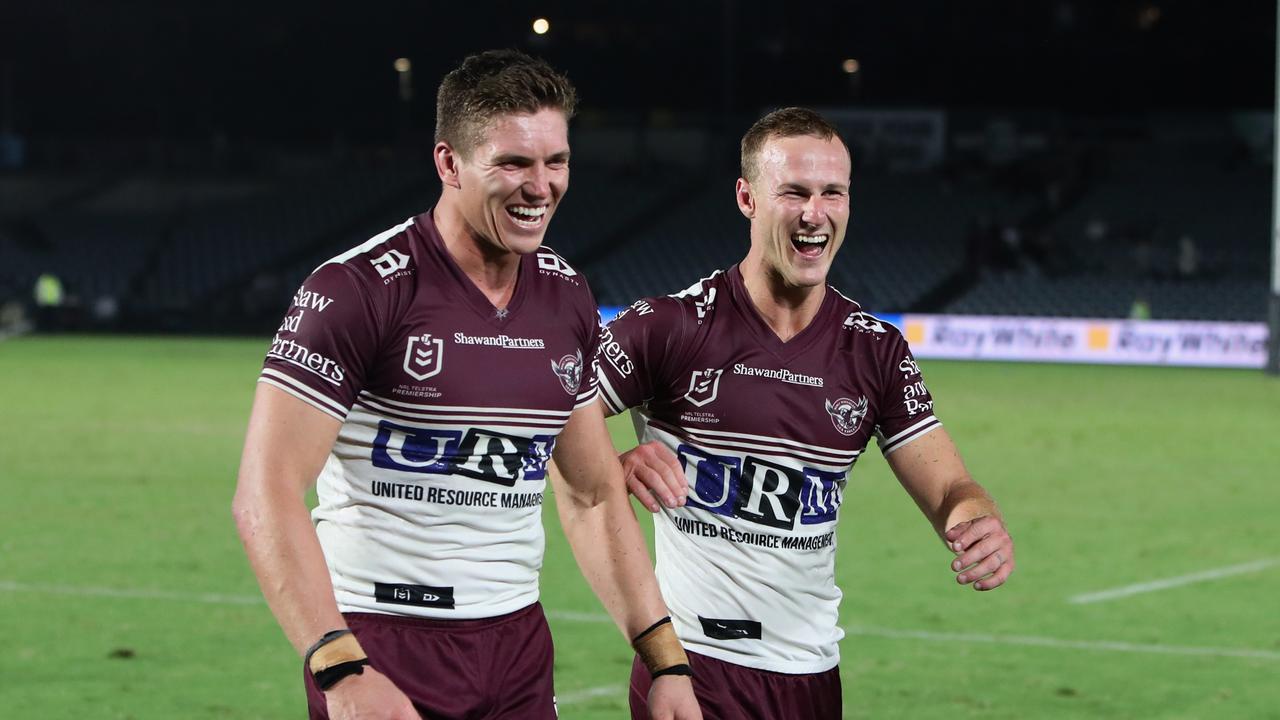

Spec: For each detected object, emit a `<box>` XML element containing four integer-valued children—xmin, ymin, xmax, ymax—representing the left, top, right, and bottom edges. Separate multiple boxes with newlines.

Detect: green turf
<box><xmin>2</xmin><ymin>336</ymin><xmax>1278</xmax><ymax>718</ymax></box>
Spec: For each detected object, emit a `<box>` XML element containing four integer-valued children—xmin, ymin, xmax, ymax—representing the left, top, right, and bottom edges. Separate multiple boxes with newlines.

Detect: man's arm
<box><xmin>232</xmin><ymin>384</ymin><xmax>416</xmax><ymax>718</ymax></box>
<box><xmin>593</xmin><ymin>399</ymin><xmax>688</xmax><ymax>512</ymax></box>
<box><xmin>551</xmin><ymin>400</ymin><xmax>701</xmax><ymax>719</ymax></box>
<box><xmin>884</xmin><ymin>427</ymin><xmax>1015</xmax><ymax>591</ymax></box>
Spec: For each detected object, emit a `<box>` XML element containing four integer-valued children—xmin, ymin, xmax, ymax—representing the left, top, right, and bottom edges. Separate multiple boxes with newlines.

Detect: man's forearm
<box><xmin>935</xmin><ymin>478</ymin><xmax>1003</xmax><ymax>537</ymax></box>
<box><xmin>233</xmin><ymin>480</ymin><xmax>346</xmax><ymax>655</ymax></box>
<box><xmin>555</xmin><ymin>484</ymin><xmax>669</xmax><ymax>638</ymax></box>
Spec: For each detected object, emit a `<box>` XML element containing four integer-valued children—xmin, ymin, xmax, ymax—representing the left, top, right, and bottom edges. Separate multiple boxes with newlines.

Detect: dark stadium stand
<box><xmin>0</xmin><ymin>128</ymin><xmax>1271</xmax><ymax>330</ymax></box>
<box><xmin>581</xmin><ymin>171</ymin><xmax>1034</xmax><ymax>310</ymax></box>
<box><xmin>944</xmin><ymin>142</ymin><xmax>1270</xmax><ymax>321</ymax></box>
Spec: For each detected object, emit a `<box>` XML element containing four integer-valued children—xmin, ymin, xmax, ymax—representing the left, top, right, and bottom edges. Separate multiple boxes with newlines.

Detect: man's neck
<box><xmin>738</xmin><ymin>251</ymin><xmax>826</xmax><ymax>343</ymax></box>
<box><xmin>433</xmin><ymin>201</ymin><xmax>521</xmax><ymax>309</ymax></box>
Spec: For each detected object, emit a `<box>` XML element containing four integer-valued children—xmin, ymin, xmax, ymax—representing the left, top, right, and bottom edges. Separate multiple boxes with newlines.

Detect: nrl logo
<box><xmin>403</xmin><ymin>333</ymin><xmax>444</xmax><ymax>381</ymax></box>
<box><xmin>551</xmin><ymin>349</ymin><xmax>584</xmax><ymax>395</ymax></box>
<box><xmin>843</xmin><ymin>312</ymin><xmax>885</xmax><ymax>334</ymax></box>
<box><xmin>825</xmin><ymin>396</ymin><xmax>868</xmax><ymax>436</ymax></box>
<box><xmin>684</xmin><ymin>368</ymin><xmax>723</xmax><ymax>407</ymax></box>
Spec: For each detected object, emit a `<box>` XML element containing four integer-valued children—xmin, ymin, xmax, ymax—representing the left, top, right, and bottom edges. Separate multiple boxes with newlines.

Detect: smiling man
<box><xmin>233</xmin><ymin>50</ymin><xmax>699</xmax><ymax>720</ymax></box>
<box><xmin>592</xmin><ymin>108</ymin><xmax>1015</xmax><ymax>719</ymax></box>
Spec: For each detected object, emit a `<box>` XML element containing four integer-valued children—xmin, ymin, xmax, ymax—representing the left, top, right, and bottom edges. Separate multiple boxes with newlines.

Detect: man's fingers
<box><xmin>626</xmin><ymin>474</ymin><xmax>662</xmax><ymax>513</ymax></box>
<box><xmin>955</xmin><ymin>548</ymin><xmax>1002</xmax><ymax>585</ymax></box>
<box><xmin>951</xmin><ymin>534</ymin><xmax>1007</xmax><ymax>573</ymax></box>
<box><xmin>974</xmin><ymin>559</ymin><xmax>1014</xmax><ymax>591</ymax></box>
<box><xmin>658</xmin><ymin>452</ymin><xmax>689</xmax><ymax>500</ymax></box>
<box><xmin>948</xmin><ymin>516</ymin><xmax>1000</xmax><ymax>552</ymax></box>
<box><xmin>632</xmin><ymin>464</ymin><xmax>680</xmax><ymax>508</ymax></box>
<box><xmin>622</xmin><ymin>443</ymin><xmax>687</xmax><ymax>508</ymax></box>
<box><xmin>944</xmin><ymin>520</ymin><xmax>971</xmax><ymax>544</ymax></box>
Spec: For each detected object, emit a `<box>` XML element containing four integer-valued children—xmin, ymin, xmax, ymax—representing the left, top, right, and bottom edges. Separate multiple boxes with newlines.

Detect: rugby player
<box><xmin>591</xmin><ymin>107</ymin><xmax>1016</xmax><ymax>719</ymax></box>
<box><xmin>232</xmin><ymin>50</ymin><xmax>699</xmax><ymax>720</ymax></box>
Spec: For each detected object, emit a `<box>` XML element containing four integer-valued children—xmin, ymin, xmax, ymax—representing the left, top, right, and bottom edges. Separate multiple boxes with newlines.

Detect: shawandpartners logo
<box><xmin>452</xmin><ymin>332</ymin><xmax>545</xmax><ymax>350</ymax></box>
<box><xmin>732</xmin><ymin>363</ymin><xmax>824</xmax><ymax>387</ymax></box>
<box><xmin>268</xmin><ymin>335</ymin><xmax>346</xmax><ymax>385</ymax></box>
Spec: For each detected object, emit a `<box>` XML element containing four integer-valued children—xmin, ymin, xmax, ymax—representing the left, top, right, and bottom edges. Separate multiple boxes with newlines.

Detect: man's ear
<box><xmin>735</xmin><ymin>177</ymin><xmax>755</xmax><ymax>220</ymax></box>
<box><xmin>435</xmin><ymin>142</ymin><xmax>462</xmax><ymax>189</ymax></box>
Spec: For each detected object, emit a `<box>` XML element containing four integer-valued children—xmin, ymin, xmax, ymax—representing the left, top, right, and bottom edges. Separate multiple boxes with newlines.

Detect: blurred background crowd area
<box><xmin>0</xmin><ymin>0</ymin><xmax>1274</xmax><ymax>334</ymax></box>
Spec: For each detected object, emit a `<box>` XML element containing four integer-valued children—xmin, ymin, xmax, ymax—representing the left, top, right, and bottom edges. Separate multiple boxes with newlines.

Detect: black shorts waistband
<box><xmin>343</xmin><ymin>601</ymin><xmax>543</xmax><ymax>632</ymax></box>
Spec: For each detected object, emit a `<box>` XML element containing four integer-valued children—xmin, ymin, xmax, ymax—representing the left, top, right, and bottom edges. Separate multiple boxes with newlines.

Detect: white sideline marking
<box><xmin>1068</xmin><ymin>558</ymin><xmax>1280</xmax><ymax>604</ymax></box>
<box><xmin>0</xmin><ymin>580</ymin><xmax>263</xmax><ymax>605</ymax></box>
<box><xmin>547</xmin><ymin>609</ymin><xmax>612</xmax><ymax>623</ymax></box>
<box><xmin>558</xmin><ymin>684</ymin><xmax>625</xmax><ymax>706</ymax></box>
<box><xmin>840</xmin><ymin>625</ymin><xmax>1280</xmax><ymax>661</ymax></box>
<box><xmin>3</xmin><ymin>580</ymin><xmax>1277</xmax><ymax>661</ymax></box>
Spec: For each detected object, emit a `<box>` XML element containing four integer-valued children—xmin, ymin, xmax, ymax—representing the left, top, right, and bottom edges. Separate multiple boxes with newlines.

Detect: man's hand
<box><xmin>946</xmin><ymin>515</ymin><xmax>1014</xmax><ymax>591</ymax></box>
<box><xmin>620</xmin><ymin>441</ymin><xmax>688</xmax><ymax>512</ymax></box>
<box><xmin>646</xmin><ymin>675</ymin><xmax>702</xmax><ymax>720</ymax></box>
<box><xmin>324</xmin><ymin>667</ymin><xmax>420</xmax><ymax>720</ymax></box>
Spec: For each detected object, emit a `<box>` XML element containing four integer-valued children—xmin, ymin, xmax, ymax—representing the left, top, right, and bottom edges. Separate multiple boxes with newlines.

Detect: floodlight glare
<box><xmin>394</xmin><ymin>58</ymin><xmax>411</xmax><ymax>73</ymax></box>
<box><xmin>533</xmin><ymin>18</ymin><xmax>550</xmax><ymax>35</ymax></box>
<box><xmin>842</xmin><ymin>58</ymin><xmax>860</xmax><ymax>74</ymax></box>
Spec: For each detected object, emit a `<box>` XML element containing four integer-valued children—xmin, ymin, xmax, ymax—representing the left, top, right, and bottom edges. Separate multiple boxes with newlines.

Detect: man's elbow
<box><xmin>231</xmin><ymin>471</ymin><xmax>267</xmax><ymax>544</ymax></box>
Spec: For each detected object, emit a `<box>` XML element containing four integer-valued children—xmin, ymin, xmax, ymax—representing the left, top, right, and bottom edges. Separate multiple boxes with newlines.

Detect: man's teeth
<box><xmin>794</xmin><ymin>234</ymin><xmax>828</xmax><ymax>245</ymax></box>
<box><xmin>510</xmin><ymin>206</ymin><xmax>546</xmax><ymax>218</ymax></box>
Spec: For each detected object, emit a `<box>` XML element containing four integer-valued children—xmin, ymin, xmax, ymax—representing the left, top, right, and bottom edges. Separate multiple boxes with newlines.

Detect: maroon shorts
<box><xmin>305</xmin><ymin>602</ymin><xmax>556</xmax><ymax>720</ymax></box>
<box><xmin>629</xmin><ymin>650</ymin><xmax>841</xmax><ymax>720</ymax></box>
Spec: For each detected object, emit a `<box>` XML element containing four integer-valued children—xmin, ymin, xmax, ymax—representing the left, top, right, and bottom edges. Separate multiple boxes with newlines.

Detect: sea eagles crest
<box><xmin>403</xmin><ymin>333</ymin><xmax>444</xmax><ymax>381</ymax></box>
<box><xmin>551</xmin><ymin>349</ymin><xmax>584</xmax><ymax>395</ymax></box>
<box><xmin>684</xmin><ymin>368</ymin><xmax>724</xmax><ymax>407</ymax></box>
<box><xmin>825</xmin><ymin>396</ymin><xmax>868</xmax><ymax>436</ymax></box>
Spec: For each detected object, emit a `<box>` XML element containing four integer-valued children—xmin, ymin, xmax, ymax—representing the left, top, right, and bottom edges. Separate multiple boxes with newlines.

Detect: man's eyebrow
<box><xmin>491</xmin><ymin>153</ymin><xmax>532</xmax><ymax>164</ymax></box>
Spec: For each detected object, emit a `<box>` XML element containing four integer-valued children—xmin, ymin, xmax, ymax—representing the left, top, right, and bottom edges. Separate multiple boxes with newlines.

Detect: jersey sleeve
<box><xmin>873</xmin><ymin>331</ymin><xmax>942</xmax><ymax>455</ymax></box>
<box><xmin>258</xmin><ymin>263</ymin><xmax>382</xmax><ymax>422</ymax></box>
<box><xmin>595</xmin><ymin>298</ymin><xmax>686</xmax><ymax>415</ymax></box>
<box><xmin>574</xmin><ymin>293</ymin><xmax>603</xmax><ymax>411</ymax></box>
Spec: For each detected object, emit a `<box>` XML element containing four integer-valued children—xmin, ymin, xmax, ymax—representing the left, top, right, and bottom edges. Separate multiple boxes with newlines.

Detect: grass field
<box><xmin>2</xmin><ymin>335</ymin><xmax>1279</xmax><ymax>719</ymax></box>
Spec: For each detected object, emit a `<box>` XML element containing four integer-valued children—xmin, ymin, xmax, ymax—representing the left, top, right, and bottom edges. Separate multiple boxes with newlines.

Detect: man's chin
<box><xmin>504</xmin><ymin>233</ymin><xmax>547</xmax><ymax>255</ymax></box>
<box><xmin>781</xmin><ymin>259</ymin><xmax>831</xmax><ymax>285</ymax></box>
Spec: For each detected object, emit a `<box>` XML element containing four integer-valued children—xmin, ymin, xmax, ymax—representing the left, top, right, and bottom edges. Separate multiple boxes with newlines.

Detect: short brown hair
<box><xmin>740</xmin><ymin>107</ymin><xmax>848</xmax><ymax>182</ymax></box>
<box><xmin>435</xmin><ymin>49</ymin><xmax>578</xmax><ymax>156</ymax></box>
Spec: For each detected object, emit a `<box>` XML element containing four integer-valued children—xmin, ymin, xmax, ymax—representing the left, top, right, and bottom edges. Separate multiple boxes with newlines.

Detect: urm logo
<box><xmin>677</xmin><ymin>444</ymin><xmax>846</xmax><ymax>529</ymax></box>
<box><xmin>372</xmin><ymin>423</ymin><xmax>461</xmax><ymax>474</ymax></box>
<box><xmin>372</xmin><ymin>421</ymin><xmax>555</xmax><ymax>487</ymax></box>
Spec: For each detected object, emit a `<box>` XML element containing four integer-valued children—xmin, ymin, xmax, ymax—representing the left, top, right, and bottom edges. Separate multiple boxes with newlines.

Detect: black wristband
<box><xmin>631</xmin><ymin>616</ymin><xmax>672</xmax><ymax>644</ymax></box>
<box><xmin>303</xmin><ymin>629</ymin><xmax>352</xmax><ymax>670</ymax></box>
<box><xmin>315</xmin><ymin>658</ymin><xmax>369</xmax><ymax>691</ymax></box>
<box><xmin>651</xmin><ymin>663</ymin><xmax>694</xmax><ymax>679</ymax></box>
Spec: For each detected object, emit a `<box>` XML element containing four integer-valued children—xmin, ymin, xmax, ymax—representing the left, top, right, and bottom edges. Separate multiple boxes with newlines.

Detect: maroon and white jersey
<box><xmin>597</xmin><ymin>266</ymin><xmax>940</xmax><ymax>673</ymax></box>
<box><xmin>258</xmin><ymin>211</ymin><xmax>600</xmax><ymax>620</ymax></box>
